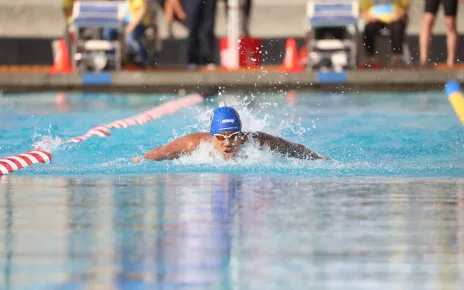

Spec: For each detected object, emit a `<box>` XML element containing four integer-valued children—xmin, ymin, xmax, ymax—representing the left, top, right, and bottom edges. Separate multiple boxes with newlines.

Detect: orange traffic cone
<box><xmin>279</xmin><ymin>38</ymin><xmax>305</xmax><ymax>72</ymax></box>
<box><xmin>50</xmin><ymin>39</ymin><xmax>73</xmax><ymax>74</ymax></box>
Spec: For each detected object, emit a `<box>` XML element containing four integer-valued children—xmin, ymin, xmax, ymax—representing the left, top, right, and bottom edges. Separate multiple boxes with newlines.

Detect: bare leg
<box><xmin>444</xmin><ymin>16</ymin><xmax>457</xmax><ymax>67</ymax></box>
<box><xmin>419</xmin><ymin>12</ymin><xmax>435</xmax><ymax>65</ymax></box>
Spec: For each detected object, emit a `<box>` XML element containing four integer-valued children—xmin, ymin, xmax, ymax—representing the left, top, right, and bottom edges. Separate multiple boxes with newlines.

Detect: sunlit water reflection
<box><xmin>1</xmin><ymin>175</ymin><xmax>463</xmax><ymax>290</ymax></box>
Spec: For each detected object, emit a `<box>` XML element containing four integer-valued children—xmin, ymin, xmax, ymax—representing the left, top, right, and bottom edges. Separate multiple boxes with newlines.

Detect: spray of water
<box><xmin>168</xmin><ymin>96</ymin><xmax>325</xmax><ymax>169</ymax></box>
<box><xmin>32</xmin><ymin>125</ymin><xmax>63</xmax><ymax>153</ymax></box>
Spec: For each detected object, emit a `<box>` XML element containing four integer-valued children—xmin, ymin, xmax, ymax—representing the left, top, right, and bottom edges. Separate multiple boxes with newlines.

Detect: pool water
<box><xmin>0</xmin><ymin>91</ymin><xmax>463</xmax><ymax>289</ymax></box>
<box><xmin>0</xmin><ymin>91</ymin><xmax>462</xmax><ymax>177</ymax></box>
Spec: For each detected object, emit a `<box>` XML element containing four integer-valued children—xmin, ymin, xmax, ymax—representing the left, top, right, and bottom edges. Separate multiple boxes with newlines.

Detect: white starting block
<box><xmin>306</xmin><ymin>1</ymin><xmax>360</xmax><ymax>71</ymax></box>
<box><xmin>69</xmin><ymin>1</ymin><xmax>126</xmax><ymax>72</ymax></box>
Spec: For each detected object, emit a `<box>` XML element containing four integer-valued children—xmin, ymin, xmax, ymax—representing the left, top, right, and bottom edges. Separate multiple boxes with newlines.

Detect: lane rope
<box><xmin>66</xmin><ymin>93</ymin><xmax>204</xmax><ymax>143</ymax></box>
<box><xmin>0</xmin><ymin>150</ymin><xmax>52</xmax><ymax>175</ymax></box>
<box><xmin>445</xmin><ymin>80</ymin><xmax>464</xmax><ymax>125</ymax></box>
<box><xmin>0</xmin><ymin>93</ymin><xmax>204</xmax><ymax>176</ymax></box>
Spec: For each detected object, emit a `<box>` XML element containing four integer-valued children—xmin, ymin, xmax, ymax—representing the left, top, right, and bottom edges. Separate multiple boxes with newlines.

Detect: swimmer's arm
<box><xmin>142</xmin><ymin>133</ymin><xmax>209</xmax><ymax>161</ymax></box>
<box><xmin>251</xmin><ymin>132</ymin><xmax>329</xmax><ymax>160</ymax></box>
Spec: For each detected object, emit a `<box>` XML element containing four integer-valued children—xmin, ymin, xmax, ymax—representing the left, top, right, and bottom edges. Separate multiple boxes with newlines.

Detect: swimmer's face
<box><xmin>212</xmin><ymin>131</ymin><xmax>242</xmax><ymax>159</ymax></box>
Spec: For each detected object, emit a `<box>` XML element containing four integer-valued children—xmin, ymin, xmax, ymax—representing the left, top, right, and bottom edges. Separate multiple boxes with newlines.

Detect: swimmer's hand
<box><xmin>132</xmin><ymin>156</ymin><xmax>142</xmax><ymax>163</ymax></box>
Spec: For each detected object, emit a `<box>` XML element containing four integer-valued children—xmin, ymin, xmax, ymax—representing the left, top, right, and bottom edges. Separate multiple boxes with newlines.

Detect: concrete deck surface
<box><xmin>0</xmin><ymin>67</ymin><xmax>462</xmax><ymax>94</ymax></box>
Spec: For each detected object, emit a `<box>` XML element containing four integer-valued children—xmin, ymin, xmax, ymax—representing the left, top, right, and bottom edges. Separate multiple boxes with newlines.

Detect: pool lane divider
<box><xmin>445</xmin><ymin>80</ymin><xmax>464</xmax><ymax>125</ymax></box>
<box><xmin>66</xmin><ymin>93</ymin><xmax>204</xmax><ymax>143</ymax></box>
<box><xmin>0</xmin><ymin>93</ymin><xmax>205</xmax><ymax>176</ymax></box>
<box><xmin>0</xmin><ymin>150</ymin><xmax>52</xmax><ymax>175</ymax></box>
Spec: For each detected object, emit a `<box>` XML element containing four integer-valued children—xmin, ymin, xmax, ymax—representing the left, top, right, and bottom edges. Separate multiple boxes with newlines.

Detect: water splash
<box><xmin>173</xmin><ymin>138</ymin><xmax>276</xmax><ymax>166</ymax></box>
<box><xmin>156</xmin><ymin>96</ymin><xmax>322</xmax><ymax>168</ymax></box>
<box><xmin>172</xmin><ymin>132</ymin><xmax>324</xmax><ymax>172</ymax></box>
<box><xmin>32</xmin><ymin>126</ymin><xmax>63</xmax><ymax>152</ymax></box>
<box><xmin>32</xmin><ymin>135</ymin><xmax>63</xmax><ymax>153</ymax></box>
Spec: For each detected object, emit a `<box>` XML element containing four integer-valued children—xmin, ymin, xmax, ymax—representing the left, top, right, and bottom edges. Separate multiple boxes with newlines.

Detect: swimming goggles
<box><xmin>214</xmin><ymin>132</ymin><xmax>241</xmax><ymax>141</ymax></box>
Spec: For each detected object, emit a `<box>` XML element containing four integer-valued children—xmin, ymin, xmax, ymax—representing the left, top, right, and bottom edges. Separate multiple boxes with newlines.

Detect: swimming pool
<box><xmin>0</xmin><ymin>91</ymin><xmax>463</xmax><ymax>289</ymax></box>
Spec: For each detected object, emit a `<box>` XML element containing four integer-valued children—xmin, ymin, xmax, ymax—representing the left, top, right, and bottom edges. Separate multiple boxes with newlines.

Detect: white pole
<box><xmin>227</xmin><ymin>0</ymin><xmax>242</xmax><ymax>69</ymax></box>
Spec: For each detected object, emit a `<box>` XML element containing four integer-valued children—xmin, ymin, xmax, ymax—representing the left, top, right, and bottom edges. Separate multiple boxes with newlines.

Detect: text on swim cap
<box><xmin>222</xmin><ymin>119</ymin><xmax>235</xmax><ymax>123</ymax></box>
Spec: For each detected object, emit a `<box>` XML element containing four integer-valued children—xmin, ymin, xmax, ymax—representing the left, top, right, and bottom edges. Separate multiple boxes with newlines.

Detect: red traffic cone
<box><xmin>279</xmin><ymin>38</ymin><xmax>305</xmax><ymax>72</ymax></box>
<box><xmin>50</xmin><ymin>39</ymin><xmax>73</xmax><ymax>74</ymax></box>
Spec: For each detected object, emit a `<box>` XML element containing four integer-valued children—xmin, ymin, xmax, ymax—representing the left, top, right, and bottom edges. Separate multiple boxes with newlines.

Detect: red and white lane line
<box><xmin>65</xmin><ymin>93</ymin><xmax>204</xmax><ymax>143</ymax></box>
<box><xmin>0</xmin><ymin>93</ymin><xmax>204</xmax><ymax>175</ymax></box>
<box><xmin>0</xmin><ymin>150</ymin><xmax>52</xmax><ymax>176</ymax></box>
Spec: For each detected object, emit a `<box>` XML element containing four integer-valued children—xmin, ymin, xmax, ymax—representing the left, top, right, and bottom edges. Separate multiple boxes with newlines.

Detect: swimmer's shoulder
<box><xmin>169</xmin><ymin>132</ymin><xmax>210</xmax><ymax>152</ymax></box>
<box><xmin>242</xmin><ymin>131</ymin><xmax>266</xmax><ymax>141</ymax></box>
<box><xmin>242</xmin><ymin>131</ymin><xmax>280</xmax><ymax>146</ymax></box>
<box><xmin>184</xmin><ymin>132</ymin><xmax>211</xmax><ymax>144</ymax></box>
<box><xmin>188</xmin><ymin>132</ymin><xmax>211</xmax><ymax>139</ymax></box>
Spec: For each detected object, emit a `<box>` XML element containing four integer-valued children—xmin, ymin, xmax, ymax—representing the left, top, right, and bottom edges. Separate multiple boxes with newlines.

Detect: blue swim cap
<box><xmin>209</xmin><ymin>107</ymin><xmax>242</xmax><ymax>135</ymax></box>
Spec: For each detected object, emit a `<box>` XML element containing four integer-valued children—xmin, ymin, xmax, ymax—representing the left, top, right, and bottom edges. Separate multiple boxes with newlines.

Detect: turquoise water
<box><xmin>0</xmin><ymin>91</ymin><xmax>462</xmax><ymax>177</ymax></box>
<box><xmin>0</xmin><ymin>91</ymin><xmax>463</xmax><ymax>290</ymax></box>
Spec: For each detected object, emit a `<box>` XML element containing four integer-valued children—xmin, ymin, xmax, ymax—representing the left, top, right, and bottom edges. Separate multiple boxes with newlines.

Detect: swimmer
<box><xmin>133</xmin><ymin>106</ymin><xmax>328</xmax><ymax>162</ymax></box>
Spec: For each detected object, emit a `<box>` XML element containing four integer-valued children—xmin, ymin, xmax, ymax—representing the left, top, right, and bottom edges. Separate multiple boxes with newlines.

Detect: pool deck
<box><xmin>0</xmin><ymin>65</ymin><xmax>463</xmax><ymax>95</ymax></box>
